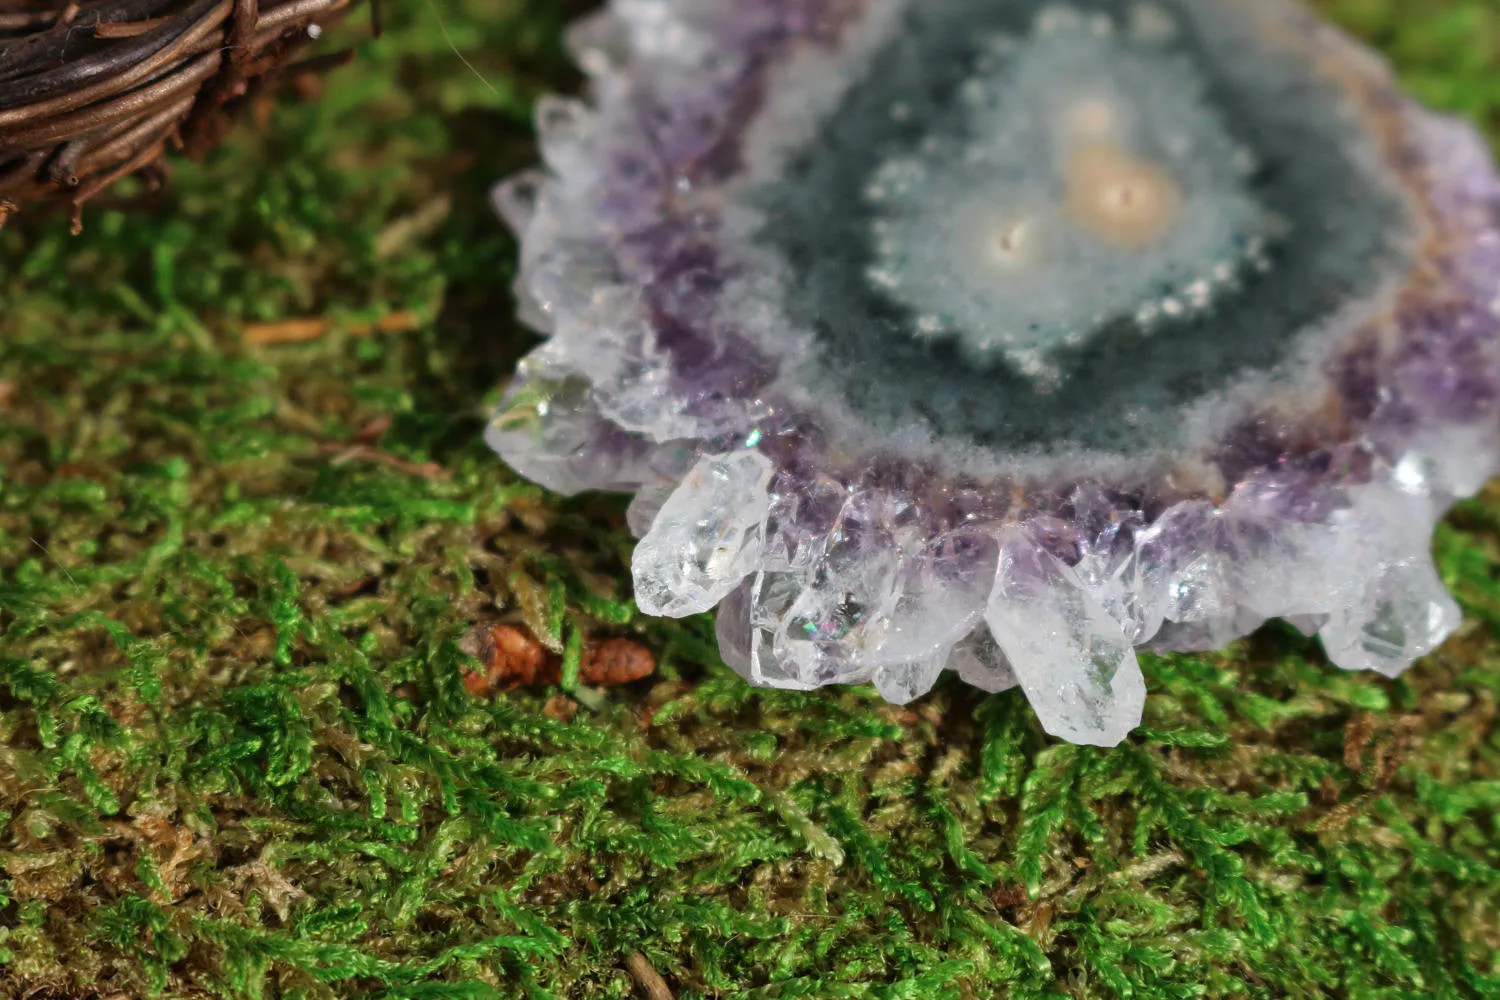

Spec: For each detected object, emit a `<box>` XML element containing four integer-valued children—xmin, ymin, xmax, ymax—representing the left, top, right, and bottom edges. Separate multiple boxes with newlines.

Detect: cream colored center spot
<box><xmin>1064</xmin><ymin>142</ymin><xmax>1183</xmax><ymax>249</ymax></box>
<box><xmin>1063</xmin><ymin>97</ymin><xmax>1119</xmax><ymax>139</ymax></box>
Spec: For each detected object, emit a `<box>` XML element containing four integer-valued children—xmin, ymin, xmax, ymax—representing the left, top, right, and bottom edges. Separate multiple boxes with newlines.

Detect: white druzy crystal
<box><xmin>633</xmin><ymin>451</ymin><xmax>775</xmax><ymax>617</ymax></box>
<box><xmin>987</xmin><ymin>528</ymin><xmax>1147</xmax><ymax>745</ymax></box>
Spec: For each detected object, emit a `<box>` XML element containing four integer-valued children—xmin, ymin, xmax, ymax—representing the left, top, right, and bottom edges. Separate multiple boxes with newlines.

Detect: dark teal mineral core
<box><xmin>750</xmin><ymin>0</ymin><xmax>1416</xmax><ymax>456</ymax></box>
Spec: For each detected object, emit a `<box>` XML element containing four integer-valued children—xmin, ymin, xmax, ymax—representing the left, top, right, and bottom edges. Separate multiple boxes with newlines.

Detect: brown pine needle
<box><xmin>241</xmin><ymin>310</ymin><xmax>421</xmax><ymax>345</ymax></box>
<box><xmin>625</xmin><ymin>952</ymin><xmax>674</xmax><ymax>1000</ymax></box>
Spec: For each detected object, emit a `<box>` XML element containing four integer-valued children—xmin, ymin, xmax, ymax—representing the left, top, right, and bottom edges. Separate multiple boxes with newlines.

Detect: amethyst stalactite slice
<box><xmin>487</xmin><ymin>0</ymin><xmax>1500</xmax><ymax>745</ymax></box>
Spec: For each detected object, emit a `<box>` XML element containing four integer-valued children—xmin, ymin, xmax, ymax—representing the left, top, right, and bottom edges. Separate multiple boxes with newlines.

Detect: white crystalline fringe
<box><xmin>618</xmin><ymin>449</ymin><xmax>1474</xmax><ymax>746</ymax></box>
<box><xmin>487</xmin><ymin>0</ymin><xmax>1500</xmax><ymax>746</ymax></box>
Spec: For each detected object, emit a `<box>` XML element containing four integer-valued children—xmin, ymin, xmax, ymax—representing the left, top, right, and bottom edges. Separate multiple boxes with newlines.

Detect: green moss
<box><xmin>1</xmin><ymin>1</ymin><xmax>1498</xmax><ymax>997</ymax></box>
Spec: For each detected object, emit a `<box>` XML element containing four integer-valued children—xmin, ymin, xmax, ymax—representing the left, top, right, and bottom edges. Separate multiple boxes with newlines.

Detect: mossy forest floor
<box><xmin>3</xmin><ymin>1</ymin><xmax>1500</xmax><ymax>997</ymax></box>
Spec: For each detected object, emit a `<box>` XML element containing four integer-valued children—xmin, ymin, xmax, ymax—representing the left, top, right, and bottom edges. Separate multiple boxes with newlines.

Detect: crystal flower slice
<box><xmin>488</xmin><ymin>0</ymin><xmax>1500</xmax><ymax>745</ymax></box>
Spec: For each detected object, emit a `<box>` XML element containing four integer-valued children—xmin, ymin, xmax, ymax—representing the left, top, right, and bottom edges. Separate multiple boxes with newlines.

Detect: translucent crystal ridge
<box><xmin>488</xmin><ymin>0</ymin><xmax>1500</xmax><ymax>745</ymax></box>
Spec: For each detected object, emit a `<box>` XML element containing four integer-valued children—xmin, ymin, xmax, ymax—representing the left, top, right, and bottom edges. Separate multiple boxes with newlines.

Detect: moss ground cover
<box><xmin>1</xmin><ymin>2</ymin><xmax>1498</xmax><ymax>997</ymax></box>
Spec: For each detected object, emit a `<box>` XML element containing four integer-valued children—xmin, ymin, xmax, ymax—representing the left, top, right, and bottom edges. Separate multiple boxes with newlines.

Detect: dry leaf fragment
<box><xmin>462</xmin><ymin>624</ymin><xmax>559</xmax><ymax>694</ymax></box>
<box><xmin>581</xmin><ymin>638</ymin><xmax>656</xmax><ymax>687</ymax></box>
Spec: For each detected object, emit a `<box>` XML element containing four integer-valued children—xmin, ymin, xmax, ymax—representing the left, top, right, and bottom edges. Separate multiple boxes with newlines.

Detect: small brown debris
<box><xmin>1371</xmin><ymin>715</ymin><xmax>1420</xmax><ymax>792</ymax></box>
<box><xmin>337</xmin><ymin>575</ymin><xmax>379</xmax><ymax>597</ymax></box>
<box><xmin>323</xmin><ymin>442</ymin><xmax>451</xmax><ymax>481</ymax></box>
<box><xmin>242</xmin><ymin>317</ymin><xmax>327</xmax><ymax>345</ymax></box>
<box><xmin>1343</xmin><ymin>712</ymin><xmax>1375</xmax><ymax>772</ymax></box>
<box><xmin>1024</xmin><ymin>899</ymin><xmax>1055</xmax><ymax>939</ymax></box>
<box><xmin>106</xmin><ymin>697</ymin><xmax>150</xmax><ymax>729</ymax></box>
<box><xmin>625</xmin><ymin>951</ymin><xmax>675</xmax><ymax>1000</ymax></box>
<box><xmin>461</xmin><ymin>627</ymin><xmax>656</xmax><ymax>695</ymax></box>
<box><xmin>1342</xmin><ymin>711</ymin><xmax>1419</xmax><ymax>791</ymax></box>
<box><xmin>241</xmin><ymin>310</ymin><xmax>422</xmax><ymax>345</ymax></box>
<box><xmin>991</xmin><ymin>882</ymin><xmax>1029</xmax><ymax>909</ymax></box>
<box><xmin>353</xmin><ymin>415</ymin><xmax>395</xmax><ymax>445</ymax></box>
<box><xmin>462</xmin><ymin>624</ymin><xmax>560</xmax><ymax>695</ymax></box>
<box><xmin>322</xmin><ymin>409</ymin><xmax>445</xmax><ymax>481</ymax></box>
<box><xmin>1313</xmin><ymin>795</ymin><xmax>1369</xmax><ymax>834</ymax></box>
<box><xmin>582</xmin><ymin>638</ymin><xmax>657</xmax><ymax>687</ymax></box>
<box><xmin>543</xmin><ymin>695</ymin><xmax>579</xmax><ymax>723</ymax></box>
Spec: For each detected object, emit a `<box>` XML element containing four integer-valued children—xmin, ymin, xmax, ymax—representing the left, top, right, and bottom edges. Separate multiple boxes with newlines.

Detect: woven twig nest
<box><xmin>0</xmin><ymin>0</ymin><xmax>370</xmax><ymax>232</ymax></box>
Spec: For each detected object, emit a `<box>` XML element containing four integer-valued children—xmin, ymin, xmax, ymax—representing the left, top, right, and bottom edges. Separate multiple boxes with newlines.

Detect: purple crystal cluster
<box><xmin>488</xmin><ymin>0</ymin><xmax>1500</xmax><ymax>744</ymax></box>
